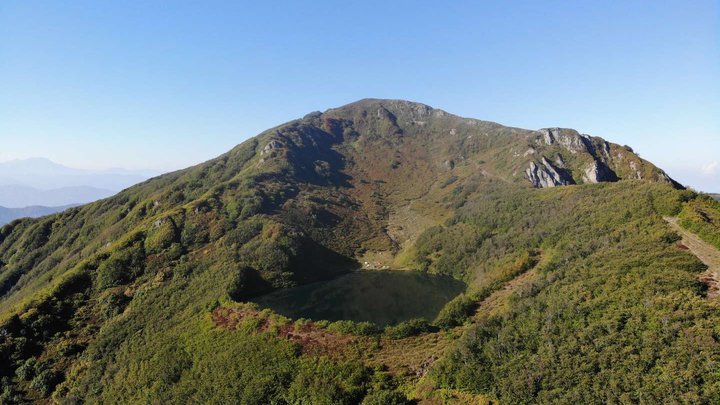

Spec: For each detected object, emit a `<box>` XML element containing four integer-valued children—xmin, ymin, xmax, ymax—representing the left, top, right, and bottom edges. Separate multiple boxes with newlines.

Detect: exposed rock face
<box><xmin>629</xmin><ymin>161</ymin><xmax>642</xmax><ymax>179</ymax></box>
<box><xmin>600</xmin><ymin>141</ymin><xmax>611</xmax><ymax>160</ymax></box>
<box><xmin>261</xmin><ymin>140</ymin><xmax>284</xmax><ymax>154</ymax></box>
<box><xmin>526</xmin><ymin>157</ymin><xmax>574</xmax><ymax>188</ymax></box>
<box><xmin>538</xmin><ymin>128</ymin><xmax>594</xmax><ymax>155</ymax></box>
<box><xmin>582</xmin><ymin>161</ymin><xmax>618</xmax><ymax>184</ymax></box>
<box><xmin>527</xmin><ymin>124</ymin><xmax>682</xmax><ymax>188</ymax></box>
<box><xmin>658</xmin><ymin>171</ymin><xmax>676</xmax><ymax>184</ymax></box>
<box><xmin>541</xmin><ymin>128</ymin><xmax>557</xmax><ymax>145</ymax></box>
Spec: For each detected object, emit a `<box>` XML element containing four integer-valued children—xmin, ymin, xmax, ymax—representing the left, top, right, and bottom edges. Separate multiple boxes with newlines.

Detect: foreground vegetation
<box><xmin>424</xmin><ymin>181</ymin><xmax>719</xmax><ymax>403</ymax></box>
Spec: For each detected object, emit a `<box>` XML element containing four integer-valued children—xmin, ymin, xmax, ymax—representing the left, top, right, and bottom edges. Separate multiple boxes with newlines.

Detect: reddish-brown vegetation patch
<box><xmin>699</xmin><ymin>272</ymin><xmax>720</xmax><ymax>299</ymax></box>
<box><xmin>212</xmin><ymin>306</ymin><xmax>355</xmax><ymax>357</ymax></box>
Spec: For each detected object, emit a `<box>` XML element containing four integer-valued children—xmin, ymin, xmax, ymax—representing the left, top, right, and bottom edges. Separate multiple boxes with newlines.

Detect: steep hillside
<box><xmin>1</xmin><ymin>99</ymin><xmax>714</xmax><ymax>404</ymax></box>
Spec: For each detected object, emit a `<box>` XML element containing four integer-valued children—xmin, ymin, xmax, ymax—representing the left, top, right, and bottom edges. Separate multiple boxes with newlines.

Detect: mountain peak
<box><xmin>324</xmin><ymin>98</ymin><xmax>451</xmax><ymax>120</ymax></box>
<box><xmin>2</xmin><ymin>156</ymin><xmax>62</xmax><ymax>168</ymax></box>
<box><xmin>272</xmin><ymin>99</ymin><xmax>679</xmax><ymax>189</ymax></box>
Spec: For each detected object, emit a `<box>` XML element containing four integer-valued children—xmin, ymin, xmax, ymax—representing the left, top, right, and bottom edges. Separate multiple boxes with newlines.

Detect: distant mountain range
<box><xmin>0</xmin><ymin>158</ymin><xmax>159</xmax><ymax>208</ymax></box>
<box><xmin>0</xmin><ymin>185</ymin><xmax>115</xmax><ymax>208</ymax></box>
<box><xmin>0</xmin><ymin>204</ymin><xmax>76</xmax><ymax>226</ymax></box>
<box><xmin>0</xmin><ymin>157</ymin><xmax>157</xmax><ymax>190</ymax></box>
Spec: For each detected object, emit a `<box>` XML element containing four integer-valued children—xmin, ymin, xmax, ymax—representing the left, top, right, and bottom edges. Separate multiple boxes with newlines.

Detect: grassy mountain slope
<box><xmin>1</xmin><ymin>99</ymin><xmax>714</xmax><ymax>404</ymax></box>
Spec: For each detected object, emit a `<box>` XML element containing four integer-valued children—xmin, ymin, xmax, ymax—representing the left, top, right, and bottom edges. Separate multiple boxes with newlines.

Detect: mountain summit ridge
<box><xmin>269</xmin><ymin>98</ymin><xmax>680</xmax><ymax>188</ymax></box>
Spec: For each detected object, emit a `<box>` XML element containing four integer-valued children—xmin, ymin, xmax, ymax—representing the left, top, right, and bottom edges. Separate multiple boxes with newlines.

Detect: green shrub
<box><xmin>660</xmin><ymin>231</ymin><xmax>682</xmax><ymax>244</ymax></box>
<box><xmin>98</xmin><ymin>291</ymin><xmax>131</xmax><ymax>320</ymax></box>
<box><xmin>15</xmin><ymin>358</ymin><xmax>37</xmax><ymax>381</ymax></box>
<box><xmin>284</xmin><ymin>357</ymin><xmax>370</xmax><ymax>404</ymax></box>
<box><xmin>434</xmin><ymin>294</ymin><xmax>476</xmax><ymax>329</ymax></box>
<box><xmin>144</xmin><ymin>218</ymin><xmax>179</xmax><ymax>253</ymax></box>
<box><xmin>361</xmin><ymin>389</ymin><xmax>410</xmax><ymax>404</ymax></box>
<box><xmin>327</xmin><ymin>320</ymin><xmax>381</xmax><ymax>336</ymax></box>
<box><xmin>30</xmin><ymin>368</ymin><xmax>61</xmax><ymax>397</ymax></box>
<box><xmin>95</xmin><ymin>240</ymin><xmax>146</xmax><ymax>289</ymax></box>
<box><xmin>385</xmin><ymin>318</ymin><xmax>435</xmax><ymax>339</ymax></box>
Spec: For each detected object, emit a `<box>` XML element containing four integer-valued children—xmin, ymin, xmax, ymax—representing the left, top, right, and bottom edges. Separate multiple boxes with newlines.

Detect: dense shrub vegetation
<box><xmin>679</xmin><ymin>196</ymin><xmax>720</xmax><ymax>249</ymax></box>
<box><xmin>427</xmin><ymin>182</ymin><xmax>719</xmax><ymax>403</ymax></box>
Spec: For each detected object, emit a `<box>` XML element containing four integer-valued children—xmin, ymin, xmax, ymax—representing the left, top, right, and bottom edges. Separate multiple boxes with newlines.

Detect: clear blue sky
<box><xmin>1</xmin><ymin>1</ymin><xmax>718</xmax><ymax>191</ymax></box>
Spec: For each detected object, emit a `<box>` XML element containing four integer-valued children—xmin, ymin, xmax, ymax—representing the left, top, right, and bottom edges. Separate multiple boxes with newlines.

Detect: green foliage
<box><xmin>679</xmin><ymin>198</ymin><xmax>720</xmax><ymax>249</ymax></box>
<box><xmin>660</xmin><ymin>230</ymin><xmax>682</xmax><ymax>244</ymax></box>
<box><xmin>35</xmin><ymin>255</ymin><xmax>400</xmax><ymax>404</ymax></box>
<box><xmin>15</xmin><ymin>358</ymin><xmax>37</xmax><ymax>381</ymax></box>
<box><xmin>223</xmin><ymin>218</ymin><xmax>263</xmax><ymax>248</ymax></box>
<box><xmin>384</xmin><ymin>318</ymin><xmax>435</xmax><ymax>339</ymax></box>
<box><xmin>97</xmin><ymin>290</ymin><xmax>131</xmax><ymax>320</ymax></box>
<box><xmin>327</xmin><ymin>320</ymin><xmax>381</xmax><ymax>336</ymax></box>
<box><xmin>95</xmin><ymin>238</ymin><xmax>146</xmax><ymax>289</ymax></box>
<box><xmin>428</xmin><ymin>182</ymin><xmax>719</xmax><ymax>403</ymax></box>
<box><xmin>0</xmin><ymin>377</ymin><xmax>21</xmax><ymax>404</ymax></box>
<box><xmin>144</xmin><ymin>218</ymin><xmax>179</xmax><ymax>253</ymax></box>
<box><xmin>414</xmin><ymin>224</ymin><xmax>489</xmax><ymax>276</ymax></box>
<box><xmin>361</xmin><ymin>389</ymin><xmax>410</xmax><ymax>404</ymax></box>
<box><xmin>227</xmin><ymin>266</ymin><xmax>270</xmax><ymax>301</ymax></box>
<box><xmin>433</xmin><ymin>293</ymin><xmax>476</xmax><ymax>329</ymax></box>
<box><xmin>285</xmin><ymin>357</ymin><xmax>370</xmax><ymax>404</ymax></box>
<box><xmin>30</xmin><ymin>368</ymin><xmax>61</xmax><ymax>397</ymax></box>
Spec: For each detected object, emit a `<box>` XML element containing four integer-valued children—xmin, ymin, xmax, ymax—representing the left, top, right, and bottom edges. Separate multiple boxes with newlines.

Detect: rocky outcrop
<box><xmin>529</xmin><ymin>127</ymin><xmax>670</xmax><ymax>188</ymax></box>
<box><xmin>261</xmin><ymin>140</ymin><xmax>284</xmax><ymax>154</ymax></box>
<box><xmin>629</xmin><ymin>161</ymin><xmax>642</xmax><ymax>179</ymax></box>
<box><xmin>540</xmin><ymin>128</ymin><xmax>557</xmax><ymax>145</ymax></box>
<box><xmin>538</xmin><ymin>128</ymin><xmax>595</xmax><ymax>155</ymax></box>
<box><xmin>582</xmin><ymin>161</ymin><xmax>618</xmax><ymax>184</ymax></box>
<box><xmin>526</xmin><ymin>157</ymin><xmax>574</xmax><ymax>188</ymax></box>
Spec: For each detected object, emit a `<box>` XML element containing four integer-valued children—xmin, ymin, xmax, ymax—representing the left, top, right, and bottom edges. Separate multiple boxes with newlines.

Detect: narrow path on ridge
<box><xmin>665</xmin><ymin>216</ymin><xmax>720</xmax><ymax>299</ymax></box>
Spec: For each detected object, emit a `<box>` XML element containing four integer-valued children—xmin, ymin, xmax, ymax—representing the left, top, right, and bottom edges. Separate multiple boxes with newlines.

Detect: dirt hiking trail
<box><xmin>665</xmin><ymin>216</ymin><xmax>720</xmax><ymax>299</ymax></box>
